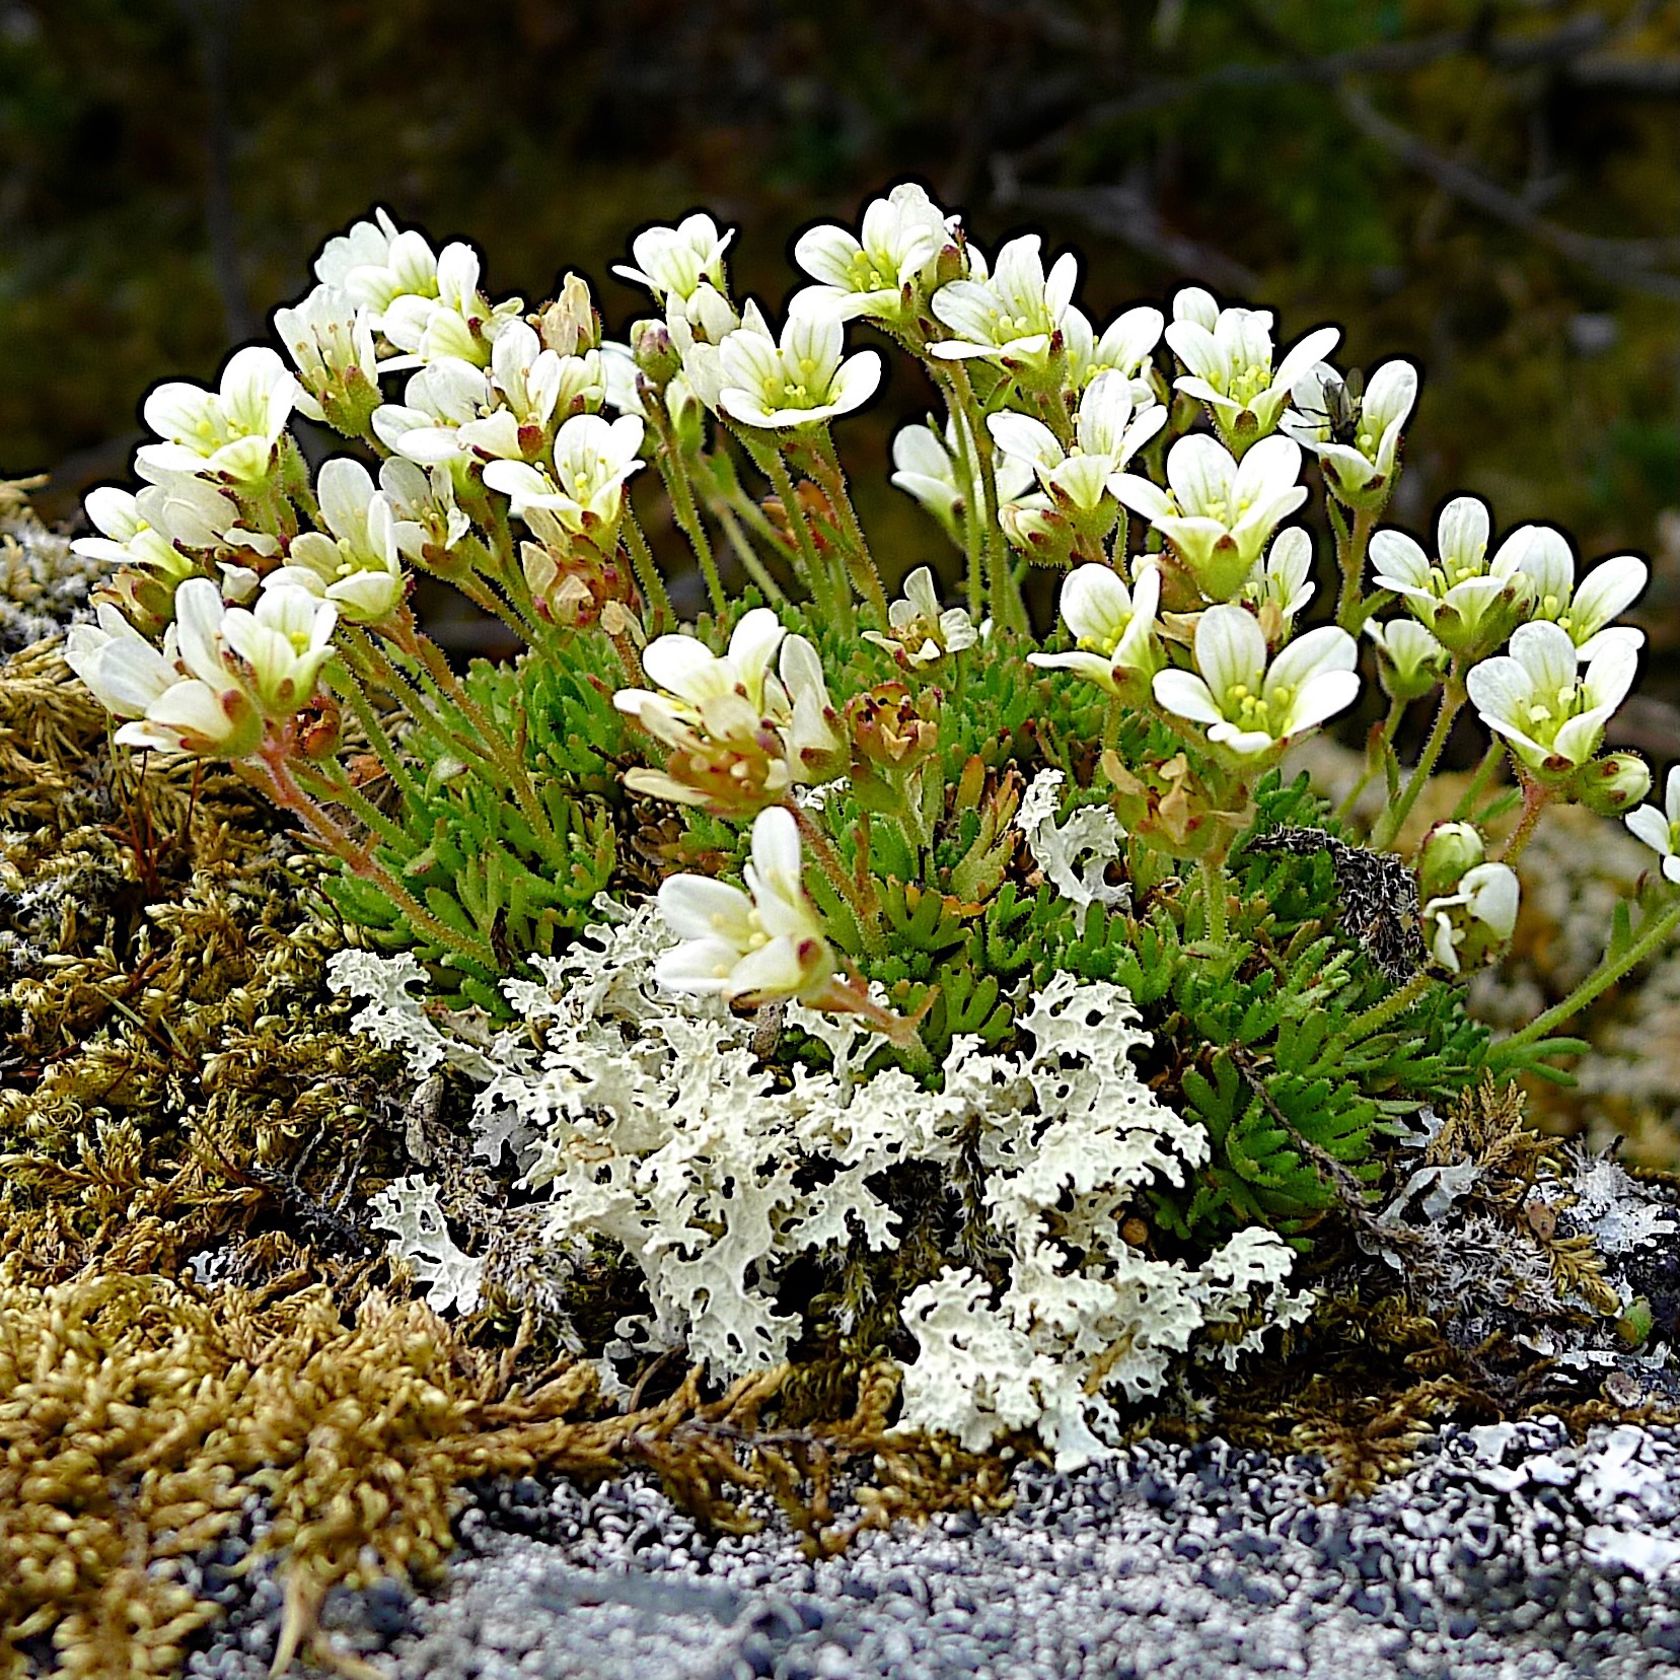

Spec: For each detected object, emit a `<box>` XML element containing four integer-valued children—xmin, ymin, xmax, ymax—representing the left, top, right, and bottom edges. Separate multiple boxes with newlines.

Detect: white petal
<box><xmin>1363</xmin><ymin>360</ymin><xmax>1418</xmax><ymax>433</ymax></box>
<box><xmin>1060</xmin><ymin>565</ymin><xmax>1133</xmax><ymax>643</ymax></box>
<box><xmin>1194</xmin><ymin>603</ymin><xmax>1267</xmax><ymax>698</ymax></box>
<box><xmin>1571</xmin><ymin>554</ymin><xmax>1648</xmax><ymax>637</ymax></box>
<box><xmin>1267</xmin><ymin>624</ymin><xmax>1356</xmax><ymax>694</ymax></box>
<box><xmin>1369</xmin><ymin>529</ymin><xmax>1433</xmax><ymax>592</ymax></box>
<box><xmin>1152</xmin><ymin>668</ymin><xmax>1224</xmax><ymax>727</ymax></box>
<box><xmin>1628</xmin><ymin>804</ymin><xmax>1673</xmax><ymax>856</ymax></box>
<box><xmin>658</xmin><ymin>874</ymin><xmax>754</xmax><ymax>944</ymax></box>
<box><xmin>1437</xmin><ymin>497</ymin><xmax>1490</xmax><ymax>570</ymax></box>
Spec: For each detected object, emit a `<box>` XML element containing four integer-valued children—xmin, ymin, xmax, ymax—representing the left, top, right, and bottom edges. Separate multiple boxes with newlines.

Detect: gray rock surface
<box><xmin>176</xmin><ymin>1418</ymin><xmax>1680</xmax><ymax>1679</ymax></box>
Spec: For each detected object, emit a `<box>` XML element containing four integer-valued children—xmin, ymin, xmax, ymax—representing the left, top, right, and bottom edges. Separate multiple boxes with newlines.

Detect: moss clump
<box><xmin>0</xmin><ymin>1266</ymin><xmax>1010</xmax><ymax>1680</ymax></box>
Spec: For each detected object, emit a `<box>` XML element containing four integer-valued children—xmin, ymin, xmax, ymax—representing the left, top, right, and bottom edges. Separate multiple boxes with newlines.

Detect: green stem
<box><xmin>294</xmin><ymin>757</ymin><xmax>408</xmax><ymax>850</ymax></box>
<box><xmin>758</xmin><ymin>442</ymin><xmax>850</xmax><ymax>632</ymax></box>
<box><xmin>710</xmin><ymin>497</ymin><xmax>789</xmax><ymax>607</ymax></box>
<box><xmin>1199</xmin><ymin>852</ymin><xmax>1230</xmax><ymax>948</ymax></box>
<box><xmin>1372</xmin><ymin>675</ymin><xmax>1465</xmax><ymax>850</ymax></box>
<box><xmin>1493</xmin><ymin>897</ymin><xmax>1680</xmax><ymax>1062</ymax></box>
<box><xmin>945</xmin><ymin>389</ymin><xmax>986</xmax><ymax>620</ymax></box>
<box><xmin>1101</xmin><ymin>694</ymin><xmax>1126</xmax><ymax>755</ymax></box>
<box><xmin>620</xmin><ymin>501</ymin><xmax>674</xmax><ymax>631</ymax></box>
<box><xmin>330</xmin><ymin>661</ymin><xmax>427</xmax><ymax>807</ymax></box>
<box><xmin>791</xmin><ymin>802</ymin><xmax>882</xmax><ymax>954</ymax></box>
<box><xmin>1452</xmin><ymin>741</ymin><xmax>1507</xmax><ymax>822</ymax></box>
<box><xmin>655</xmin><ymin>442</ymin><xmax>727</xmax><ymax>617</ymax></box>
<box><xmin>1497</xmin><ymin>775</ymin><xmax>1552</xmax><ymax>866</ymax></box>
<box><xmin>1335</xmin><ymin>506</ymin><xmax>1376</xmax><ymax>631</ymax></box>
<box><xmin>945</xmin><ymin>360</ymin><xmax>1019</xmax><ymax>629</ymax></box>
<box><xmin>251</xmin><ymin>743</ymin><xmax>496</xmax><ymax>970</ymax></box>
<box><xmin>810</xmin><ymin>424</ymin><xmax>888</xmax><ymax>622</ymax></box>
<box><xmin>351</xmin><ymin>624</ymin><xmax>548</xmax><ymax>842</ymax></box>
<box><xmin>1333</xmin><ymin>694</ymin><xmax>1407</xmax><ymax>827</ymax></box>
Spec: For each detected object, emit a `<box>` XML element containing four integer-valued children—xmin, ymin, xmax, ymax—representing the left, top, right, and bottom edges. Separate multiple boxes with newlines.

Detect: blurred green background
<box><xmin>3</xmin><ymin>0</ymin><xmax>1679</xmax><ymax>685</ymax></box>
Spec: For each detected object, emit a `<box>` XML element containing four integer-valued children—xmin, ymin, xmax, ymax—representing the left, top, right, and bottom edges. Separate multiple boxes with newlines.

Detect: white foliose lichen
<box><xmin>332</xmin><ymin>900</ymin><xmax>1308</xmax><ymax>1467</ymax></box>
<box><xmin>1017</xmin><ymin>768</ymin><xmax>1130</xmax><ymax>910</ymax></box>
<box><xmin>367</xmin><ymin>1174</ymin><xmax>486</xmax><ymax>1313</ymax></box>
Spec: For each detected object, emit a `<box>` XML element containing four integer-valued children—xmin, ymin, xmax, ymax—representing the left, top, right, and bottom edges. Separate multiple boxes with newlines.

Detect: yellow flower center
<box><xmin>1223</xmin><ymin>680</ymin><xmax>1285</xmax><ymax>731</ymax></box>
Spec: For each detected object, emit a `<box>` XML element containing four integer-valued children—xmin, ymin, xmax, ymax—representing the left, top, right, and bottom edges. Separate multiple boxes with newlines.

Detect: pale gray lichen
<box><xmin>333</xmin><ymin>899</ymin><xmax>1310</xmax><ymax>1470</ymax></box>
<box><xmin>0</xmin><ymin>489</ymin><xmax>101</xmax><ymax>654</ymax></box>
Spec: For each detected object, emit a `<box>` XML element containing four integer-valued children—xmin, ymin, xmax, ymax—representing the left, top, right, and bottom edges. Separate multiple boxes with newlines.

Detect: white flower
<box><xmin>889</xmin><ymin>416</ymin><xmax>1033</xmax><ymax>539</ymax></box>
<box><xmin>1424</xmin><ymin>862</ymin><xmax>1520</xmax><ymax>974</ymax></box>
<box><xmin>64</xmin><ymin>602</ymin><xmax>180</xmax><ymax>719</ymax></box>
<box><xmin>666</xmin><ymin>284</ymin><xmax>741</xmax><ymax>375</ymax></box>
<box><xmin>989</xmin><ymin>372</ymin><xmax>1166</xmax><ymax>514</ymax></box>
<box><xmin>1626</xmin><ymin>768</ymin><xmax>1680</xmax><ymax>885</ymax></box>
<box><xmin>273</xmin><ymin>284</ymin><xmax>382</xmax><ymax>424</ymax></box>
<box><xmin>1513</xmin><ymin>526</ymin><xmax>1648</xmax><ymax>661</ymax></box>
<box><xmin>1369</xmin><ymin>496</ymin><xmax>1535</xmax><ymax>653</ymax></box>
<box><xmin>1466</xmin><ymin>620</ymin><xmax>1637</xmax><ymax>773</ymax></box>
<box><xmin>106</xmin><ymin>578</ymin><xmax>261</xmax><ymax>758</ymax></box>
<box><xmin>75</xmin><ymin>477</ymin><xmax>230</xmax><ymax>575</ymax></box>
<box><xmin>269</xmin><ymin>458</ymin><xmax>406</xmax><ymax>624</ymax></box>
<box><xmin>1282</xmin><ymin>360</ymin><xmax>1417</xmax><ymax>507</ymax></box>
<box><xmin>1029</xmin><ymin>563</ymin><xmax>1163</xmax><ymax>696</ymax></box>
<box><xmin>381</xmin><ymin>241</ymin><xmax>522</xmax><ymax>369</ymax></box>
<box><xmin>791</xmin><ymin>183</ymin><xmax>956</xmax><ymax>321</ymax></box>
<box><xmin>1240</xmin><ymin>527</ymin><xmax>1315</xmax><ymax>631</ymax></box>
<box><xmin>717</xmin><ymin>302</ymin><xmax>881</xmax><ymax>430</ymax></box>
<box><xmin>614</xmin><ymin>213</ymin><xmax>734</xmax><ymax>305</ymax></box>
<box><xmin>1153</xmin><ymin>604</ymin><xmax>1359</xmax><ymax>758</ymax></box>
<box><xmin>379</xmin><ymin>459</ymin><xmax>470</xmax><ymax>562</ymax></box>
<box><xmin>862</xmin><ymin>566</ymin><xmax>978</xmax><ymax>665</ymax></box>
<box><xmin>314</xmin><ymin>208</ymin><xmax>438</xmax><ymax>326</ymax></box>
<box><xmin>929</xmin><ymin>234</ymin><xmax>1079</xmax><ymax>369</ymax></box>
<box><xmin>614</xmin><ymin>609</ymin><xmax>840</xmax><ymax>808</ymax></box>
<box><xmin>217</xmin><ymin>583</ymin><xmax>339</xmax><ymax>717</ymax></box>
<box><xmin>451</xmin><ymin>319</ymin><xmax>566</xmax><ymax>460</ymax></box>
<box><xmin>1165</xmin><ymin>289</ymin><xmax>1340</xmax><ymax>443</ymax></box>
<box><xmin>1065</xmin><ymin>305</ymin><xmax>1165</xmax><ymax>404</ymax></box>
<box><xmin>370</xmin><ymin>359</ymin><xmax>488</xmax><ymax>465</ymax></box>
<box><xmin>654</xmin><ymin>807</ymin><xmax>834</xmax><ymax>1008</ymax></box>
<box><xmin>136</xmin><ymin>347</ymin><xmax>299</xmax><ymax>486</ymax></box>
<box><xmin>1363</xmin><ymin>616</ymin><xmax>1448</xmax><ymax>702</ymax></box>
<box><xmin>1112</xmin><ymin>433</ymin><xmax>1308</xmax><ymax>602</ymax></box>
<box><xmin>482</xmin><ymin>413</ymin><xmax>645</xmax><ymax>539</ymax></box>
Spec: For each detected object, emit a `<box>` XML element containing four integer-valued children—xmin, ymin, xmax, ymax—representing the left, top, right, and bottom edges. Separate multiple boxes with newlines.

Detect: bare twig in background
<box><xmin>1331</xmin><ymin>84</ymin><xmax>1680</xmax><ymax>302</ymax></box>
<box><xmin>990</xmin><ymin>162</ymin><xmax>1262</xmax><ymax>292</ymax></box>
<box><xmin>1004</xmin><ymin>11</ymin><xmax>1610</xmax><ymax>175</ymax></box>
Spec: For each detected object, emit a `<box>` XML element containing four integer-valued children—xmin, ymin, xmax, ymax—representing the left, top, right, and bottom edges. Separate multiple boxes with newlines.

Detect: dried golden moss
<box><xmin>0</xmin><ymin>1266</ymin><xmax>1009</xmax><ymax>1680</ymax></box>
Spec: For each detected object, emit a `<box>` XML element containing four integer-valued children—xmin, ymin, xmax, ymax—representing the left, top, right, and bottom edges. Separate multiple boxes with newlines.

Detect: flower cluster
<box><xmin>64</xmin><ymin>186</ymin><xmax>1680</xmax><ymax>1464</ymax></box>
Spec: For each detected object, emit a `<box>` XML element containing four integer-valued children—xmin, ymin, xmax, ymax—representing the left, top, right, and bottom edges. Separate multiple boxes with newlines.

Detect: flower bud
<box><xmin>1099</xmin><ymin>750</ymin><xmax>1251</xmax><ymax>861</ymax></box>
<box><xmin>1365</xmin><ymin>618</ymin><xmax>1447</xmax><ymax>705</ymax></box>
<box><xmin>293</xmin><ymin>691</ymin><xmax>343</xmax><ymax>760</ymax></box>
<box><xmin>1423</xmin><ymin>861</ymin><xmax>1519</xmax><ymax>975</ymax></box>
<box><xmin>520</xmin><ymin>539</ymin><xmax>634</xmax><ymax>630</ymax></box>
<box><xmin>537</xmin><ymin>274</ymin><xmax>599</xmax><ymax>358</ymax></box>
<box><xmin>1417</xmin><ymin>821</ymin><xmax>1486</xmax><ymax>903</ymax></box>
<box><xmin>665</xmin><ymin>373</ymin><xmax>706</xmax><ymax>456</ymax></box>
<box><xmin>933</xmin><ymin>236</ymin><xmax>969</xmax><ymax>290</ymax></box>
<box><xmin>1574</xmin><ymin>751</ymin><xmax>1651</xmax><ymax>817</ymax></box>
<box><xmin>631</xmin><ymin>317</ymin><xmax>680</xmax><ymax>386</ymax></box>
<box><xmin>1426</xmin><ymin>579</ymin><xmax>1531</xmax><ymax>661</ymax></box>
<box><xmin>999</xmin><ymin>501</ymin><xmax>1077</xmax><ymax>568</ymax></box>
